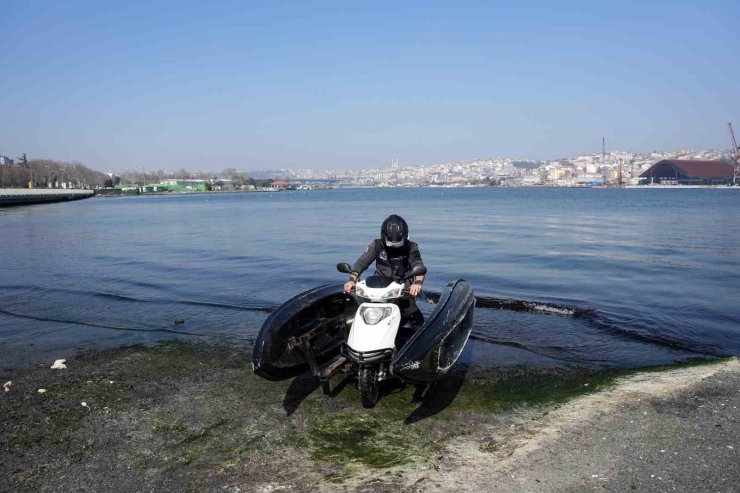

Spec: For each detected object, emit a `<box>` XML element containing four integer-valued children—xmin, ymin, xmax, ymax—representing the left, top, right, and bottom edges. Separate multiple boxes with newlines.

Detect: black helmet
<box><xmin>381</xmin><ymin>214</ymin><xmax>408</xmax><ymax>248</ymax></box>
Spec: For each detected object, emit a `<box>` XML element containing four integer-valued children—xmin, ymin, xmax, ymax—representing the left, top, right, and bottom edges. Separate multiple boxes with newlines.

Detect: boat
<box><xmin>390</xmin><ymin>279</ymin><xmax>475</xmax><ymax>383</ymax></box>
<box><xmin>251</xmin><ymin>283</ymin><xmax>358</xmax><ymax>381</ymax></box>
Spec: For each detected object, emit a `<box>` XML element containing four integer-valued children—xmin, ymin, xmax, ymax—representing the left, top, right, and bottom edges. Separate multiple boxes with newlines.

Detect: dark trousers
<box><xmin>397</xmin><ymin>296</ymin><xmax>424</xmax><ymax>329</ymax></box>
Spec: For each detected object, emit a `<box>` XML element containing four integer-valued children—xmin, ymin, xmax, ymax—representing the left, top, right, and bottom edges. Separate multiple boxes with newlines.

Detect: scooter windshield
<box><xmin>365</xmin><ymin>276</ymin><xmax>393</xmax><ymax>288</ymax></box>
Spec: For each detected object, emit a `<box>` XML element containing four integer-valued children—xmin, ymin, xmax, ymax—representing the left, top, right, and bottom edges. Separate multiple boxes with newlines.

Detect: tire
<box><xmin>358</xmin><ymin>366</ymin><xmax>379</xmax><ymax>408</ymax></box>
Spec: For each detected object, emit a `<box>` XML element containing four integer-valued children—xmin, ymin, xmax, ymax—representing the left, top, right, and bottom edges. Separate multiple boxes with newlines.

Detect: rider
<box><xmin>343</xmin><ymin>214</ymin><xmax>426</xmax><ymax>327</ymax></box>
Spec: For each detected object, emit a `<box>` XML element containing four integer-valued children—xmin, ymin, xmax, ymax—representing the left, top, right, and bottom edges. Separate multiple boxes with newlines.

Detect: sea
<box><xmin>1</xmin><ymin>187</ymin><xmax>738</xmax><ymax>371</ymax></box>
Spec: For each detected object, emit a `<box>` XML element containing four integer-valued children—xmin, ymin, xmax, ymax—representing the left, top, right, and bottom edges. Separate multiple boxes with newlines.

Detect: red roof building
<box><xmin>639</xmin><ymin>160</ymin><xmax>736</xmax><ymax>185</ymax></box>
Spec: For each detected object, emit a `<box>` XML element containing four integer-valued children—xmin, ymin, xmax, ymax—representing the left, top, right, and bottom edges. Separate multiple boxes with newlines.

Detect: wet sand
<box><xmin>1</xmin><ymin>342</ymin><xmax>737</xmax><ymax>492</ymax></box>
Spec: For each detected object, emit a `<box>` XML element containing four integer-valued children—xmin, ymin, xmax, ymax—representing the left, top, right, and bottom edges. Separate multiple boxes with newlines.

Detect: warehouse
<box><xmin>639</xmin><ymin>160</ymin><xmax>736</xmax><ymax>186</ymax></box>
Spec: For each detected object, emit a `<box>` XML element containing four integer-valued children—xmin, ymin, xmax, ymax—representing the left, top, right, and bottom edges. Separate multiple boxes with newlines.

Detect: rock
<box><xmin>3</xmin><ymin>381</ymin><xmax>11</xmax><ymax>392</ymax></box>
<box><xmin>50</xmin><ymin>359</ymin><xmax>67</xmax><ymax>370</ymax></box>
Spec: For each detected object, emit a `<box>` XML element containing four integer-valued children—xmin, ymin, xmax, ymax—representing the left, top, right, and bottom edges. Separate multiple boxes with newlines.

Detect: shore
<box><xmin>1</xmin><ymin>342</ymin><xmax>737</xmax><ymax>492</ymax></box>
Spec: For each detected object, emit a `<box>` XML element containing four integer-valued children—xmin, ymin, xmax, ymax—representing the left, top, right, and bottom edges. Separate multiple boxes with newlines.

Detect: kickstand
<box><xmin>299</xmin><ymin>336</ymin><xmax>321</xmax><ymax>379</ymax></box>
<box><xmin>292</xmin><ymin>331</ymin><xmax>348</xmax><ymax>394</ymax></box>
<box><xmin>298</xmin><ymin>336</ymin><xmax>330</xmax><ymax>394</ymax></box>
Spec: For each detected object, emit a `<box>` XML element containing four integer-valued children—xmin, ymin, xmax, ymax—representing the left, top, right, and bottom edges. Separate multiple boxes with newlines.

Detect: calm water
<box><xmin>1</xmin><ymin>188</ymin><xmax>738</xmax><ymax>370</ymax></box>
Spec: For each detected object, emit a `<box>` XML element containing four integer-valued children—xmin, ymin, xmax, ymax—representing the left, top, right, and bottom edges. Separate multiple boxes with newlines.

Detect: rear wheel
<box><xmin>358</xmin><ymin>366</ymin><xmax>379</xmax><ymax>408</ymax></box>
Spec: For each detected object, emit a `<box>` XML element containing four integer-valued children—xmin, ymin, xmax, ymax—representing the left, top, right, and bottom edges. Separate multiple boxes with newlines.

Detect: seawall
<box><xmin>0</xmin><ymin>188</ymin><xmax>94</xmax><ymax>206</ymax></box>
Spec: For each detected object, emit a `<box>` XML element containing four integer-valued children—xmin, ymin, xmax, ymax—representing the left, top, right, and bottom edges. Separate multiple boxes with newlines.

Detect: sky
<box><xmin>1</xmin><ymin>1</ymin><xmax>738</xmax><ymax>172</ymax></box>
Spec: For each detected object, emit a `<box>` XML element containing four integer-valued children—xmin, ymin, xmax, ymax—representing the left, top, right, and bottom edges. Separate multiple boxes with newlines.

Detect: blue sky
<box><xmin>1</xmin><ymin>1</ymin><xmax>738</xmax><ymax>171</ymax></box>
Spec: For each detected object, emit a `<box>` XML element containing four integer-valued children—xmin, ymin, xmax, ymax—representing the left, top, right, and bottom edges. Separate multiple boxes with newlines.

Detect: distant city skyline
<box><xmin>2</xmin><ymin>1</ymin><xmax>738</xmax><ymax>171</ymax></box>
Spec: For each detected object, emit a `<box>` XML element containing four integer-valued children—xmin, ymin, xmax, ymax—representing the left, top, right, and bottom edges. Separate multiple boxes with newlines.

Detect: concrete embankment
<box><xmin>0</xmin><ymin>188</ymin><xmax>94</xmax><ymax>206</ymax></box>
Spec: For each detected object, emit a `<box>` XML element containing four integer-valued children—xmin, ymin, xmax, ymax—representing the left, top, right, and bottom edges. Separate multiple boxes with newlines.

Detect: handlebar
<box><xmin>344</xmin><ymin>285</ymin><xmax>416</xmax><ymax>297</ymax></box>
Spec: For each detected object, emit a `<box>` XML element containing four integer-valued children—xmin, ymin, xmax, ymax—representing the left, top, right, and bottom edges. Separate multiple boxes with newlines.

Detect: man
<box><xmin>343</xmin><ymin>214</ymin><xmax>425</xmax><ymax>327</ymax></box>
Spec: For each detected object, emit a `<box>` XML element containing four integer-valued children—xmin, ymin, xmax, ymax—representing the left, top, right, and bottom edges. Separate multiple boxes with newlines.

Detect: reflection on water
<box><xmin>1</xmin><ymin>188</ymin><xmax>739</xmax><ymax>369</ymax></box>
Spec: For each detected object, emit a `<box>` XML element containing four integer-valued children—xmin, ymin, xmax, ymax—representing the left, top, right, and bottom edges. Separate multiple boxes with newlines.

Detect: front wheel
<box><xmin>358</xmin><ymin>366</ymin><xmax>379</xmax><ymax>408</ymax></box>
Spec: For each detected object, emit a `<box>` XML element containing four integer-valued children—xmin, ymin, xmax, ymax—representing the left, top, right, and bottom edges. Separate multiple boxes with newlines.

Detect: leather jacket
<box><xmin>351</xmin><ymin>239</ymin><xmax>425</xmax><ymax>283</ymax></box>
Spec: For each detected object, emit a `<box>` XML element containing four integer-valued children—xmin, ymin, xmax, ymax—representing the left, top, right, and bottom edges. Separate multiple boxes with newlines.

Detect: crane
<box><xmin>730</xmin><ymin>123</ymin><xmax>739</xmax><ymax>186</ymax></box>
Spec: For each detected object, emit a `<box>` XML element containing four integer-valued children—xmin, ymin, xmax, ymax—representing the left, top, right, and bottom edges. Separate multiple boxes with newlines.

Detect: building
<box><xmin>0</xmin><ymin>155</ymin><xmax>14</xmax><ymax>166</ymax></box>
<box><xmin>159</xmin><ymin>179</ymin><xmax>207</xmax><ymax>191</ymax></box>
<box><xmin>639</xmin><ymin>160</ymin><xmax>735</xmax><ymax>186</ymax></box>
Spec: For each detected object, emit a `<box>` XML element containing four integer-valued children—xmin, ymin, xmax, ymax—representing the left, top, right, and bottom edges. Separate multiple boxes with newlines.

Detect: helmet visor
<box><xmin>385</xmin><ymin>238</ymin><xmax>405</xmax><ymax>248</ymax></box>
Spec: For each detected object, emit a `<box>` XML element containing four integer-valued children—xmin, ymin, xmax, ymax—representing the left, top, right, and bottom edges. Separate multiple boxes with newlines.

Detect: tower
<box><xmin>602</xmin><ymin>137</ymin><xmax>606</xmax><ymax>160</ymax></box>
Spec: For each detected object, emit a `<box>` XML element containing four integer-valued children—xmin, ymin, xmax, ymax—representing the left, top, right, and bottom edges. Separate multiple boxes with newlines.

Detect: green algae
<box><xmin>289</xmin><ymin>411</ymin><xmax>441</xmax><ymax>469</ymax></box>
<box><xmin>182</xmin><ymin>418</ymin><xmax>229</xmax><ymax>444</ymax></box>
<box><xmin>3</xmin><ymin>339</ymin><xmax>730</xmax><ymax>492</ymax></box>
<box><xmin>410</xmin><ymin>357</ymin><xmax>728</xmax><ymax>417</ymax></box>
<box><xmin>3</xmin><ymin>374</ymin><xmax>132</xmax><ymax>451</ymax></box>
<box><xmin>152</xmin><ymin>417</ymin><xmax>188</xmax><ymax>434</ymax></box>
<box><xmin>450</xmin><ymin>367</ymin><xmax>627</xmax><ymax>413</ymax></box>
<box><xmin>278</xmin><ymin>359</ymin><xmax>729</xmax><ymax>472</ymax></box>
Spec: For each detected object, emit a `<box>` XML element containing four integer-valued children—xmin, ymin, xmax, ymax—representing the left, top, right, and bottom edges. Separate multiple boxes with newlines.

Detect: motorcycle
<box><xmin>337</xmin><ymin>262</ymin><xmax>426</xmax><ymax>407</ymax></box>
<box><xmin>252</xmin><ymin>263</ymin><xmax>475</xmax><ymax>408</ymax></box>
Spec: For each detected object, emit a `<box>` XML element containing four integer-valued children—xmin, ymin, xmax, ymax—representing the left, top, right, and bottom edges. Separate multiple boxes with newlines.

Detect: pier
<box><xmin>0</xmin><ymin>188</ymin><xmax>94</xmax><ymax>206</ymax></box>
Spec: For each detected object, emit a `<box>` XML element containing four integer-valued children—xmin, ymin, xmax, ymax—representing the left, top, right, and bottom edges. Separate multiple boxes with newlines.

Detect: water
<box><xmin>1</xmin><ymin>188</ymin><xmax>738</xmax><ymax>370</ymax></box>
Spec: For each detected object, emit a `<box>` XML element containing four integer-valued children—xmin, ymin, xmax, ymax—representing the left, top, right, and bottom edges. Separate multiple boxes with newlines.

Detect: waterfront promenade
<box><xmin>0</xmin><ymin>188</ymin><xmax>94</xmax><ymax>206</ymax></box>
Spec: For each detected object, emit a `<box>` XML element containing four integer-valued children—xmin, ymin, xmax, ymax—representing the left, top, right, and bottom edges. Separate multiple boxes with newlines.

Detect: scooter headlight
<box><xmin>361</xmin><ymin>306</ymin><xmax>392</xmax><ymax>325</ymax></box>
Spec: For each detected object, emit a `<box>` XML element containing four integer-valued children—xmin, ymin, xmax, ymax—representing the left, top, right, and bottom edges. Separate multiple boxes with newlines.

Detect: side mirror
<box><xmin>405</xmin><ymin>265</ymin><xmax>427</xmax><ymax>279</ymax></box>
<box><xmin>336</xmin><ymin>262</ymin><xmax>352</xmax><ymax>274</ymax></box>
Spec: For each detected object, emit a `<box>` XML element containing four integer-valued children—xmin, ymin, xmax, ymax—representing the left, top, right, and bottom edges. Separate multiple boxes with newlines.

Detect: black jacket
<box><xmin>351</xmin><ymin>239</ymin><xmax>425</xmax><ymax>282</ymax></box>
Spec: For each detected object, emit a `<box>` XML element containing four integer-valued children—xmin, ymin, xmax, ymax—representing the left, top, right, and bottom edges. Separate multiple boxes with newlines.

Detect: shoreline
<box><xmin>414</xmin><ymin>357</ymin><xmax>740</xmax><ymax>491</ymax></box>
<box><xmin>0</xmin><ymin>188</ymin><xmax>94</xmax><ymax>206</ymax></box>
<box><xmin>1</xmin><ymin>342</ymin><xmax>737</xmax><ymax>491</ymax></box>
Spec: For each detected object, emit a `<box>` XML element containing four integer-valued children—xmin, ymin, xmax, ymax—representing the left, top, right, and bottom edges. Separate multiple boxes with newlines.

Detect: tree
<box><xmin>223</xmin><ymin>168</ymin><xmax>252</xmax><ymax>189</ymax></box>
<box><xmin>24</xmin><ymin>159</ymin><xmax>107</xmax><ymax>189</ymax></box>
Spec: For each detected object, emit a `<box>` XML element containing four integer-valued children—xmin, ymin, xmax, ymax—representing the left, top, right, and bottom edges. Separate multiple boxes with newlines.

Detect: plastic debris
<box><xmin>50</xmin><ymin>359</ymin><xmax>67</xmax><ymax>370</ymax></box>
<box><xmin>81</xmin><ymin>401</ymin><xmax>88</xmax><ymax>407</ymax></box>
<box><xmin>37</xmin><ymin>389</ymin><xmax>47</xmax><ymax>394</ymax></box>
<box><xmin>3</xmin><ymin>381</ymin><xmax>12</xmax><ymax>392</ymax></box>
<box><xmin>174</xmin><ymin>319</ymin><xmax>185</xmax><ymax>324</ymax></box>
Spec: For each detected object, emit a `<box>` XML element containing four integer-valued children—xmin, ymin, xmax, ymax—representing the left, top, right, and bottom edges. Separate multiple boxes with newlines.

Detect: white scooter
<box><xmin>337</xmin><ymin>262</ymin><xmax>427</xmax><ymax>407</ymax></box>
